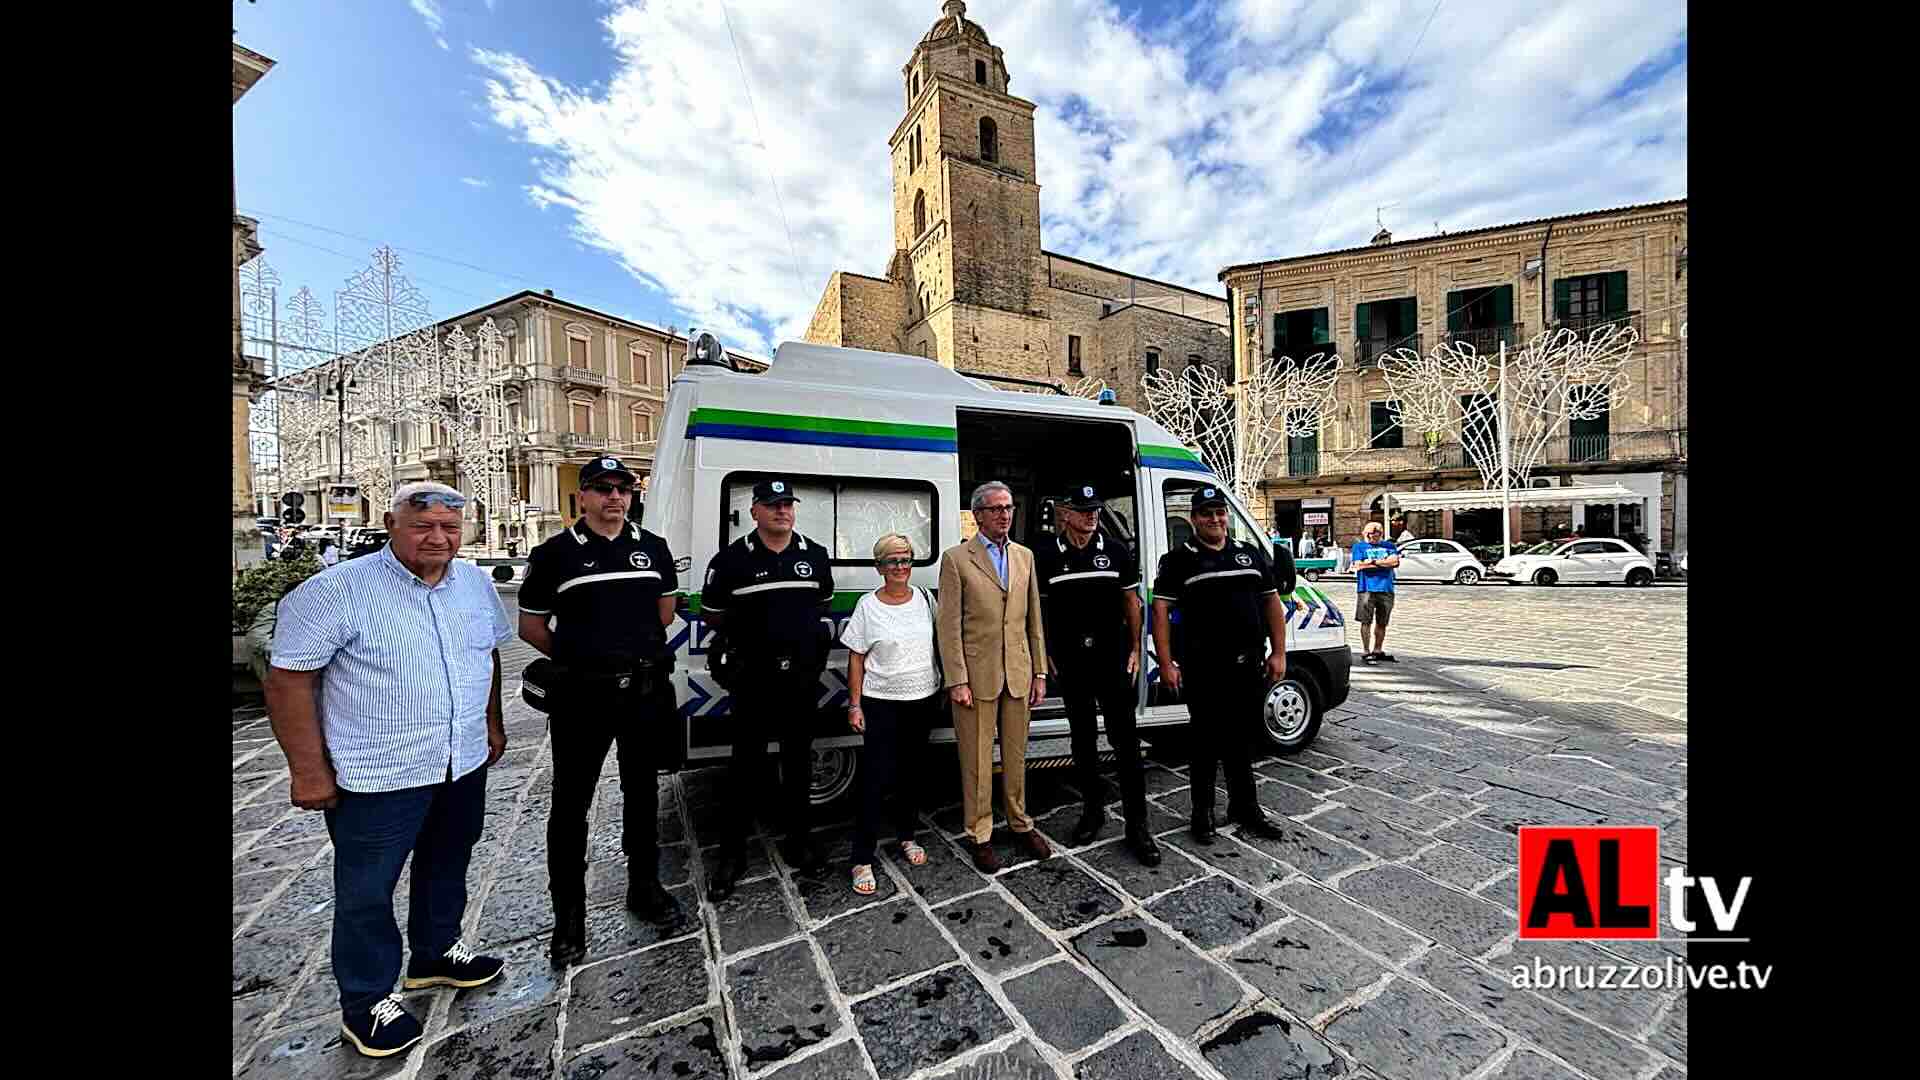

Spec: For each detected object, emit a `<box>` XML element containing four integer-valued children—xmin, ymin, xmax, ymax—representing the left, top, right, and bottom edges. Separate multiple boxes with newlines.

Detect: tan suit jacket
<box><xmin>937</xmin><ymin>534</ymin><xmax>1047</xmax><ymax>700</ymax></box>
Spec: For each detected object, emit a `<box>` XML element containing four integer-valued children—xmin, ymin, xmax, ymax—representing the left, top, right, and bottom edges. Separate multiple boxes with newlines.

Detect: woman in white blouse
<box><xmin>840</xmin><ymin>533</ymin><xmax>940</xmax><ymax>895</ymax></box>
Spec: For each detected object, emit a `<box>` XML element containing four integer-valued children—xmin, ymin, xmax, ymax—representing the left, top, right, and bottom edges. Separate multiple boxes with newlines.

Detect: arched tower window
<box><xmin>979</xmin><ymin>117</ymin><xmax>998</xmax><ymax>163</ymax></box>
<box><xmin>975</xmin><ymin>60</ymin><xmax>987</xmax><ymax>85</ymax></box>
<box><xmin>911</xmin><ymin>72</ymin><xmax>921</xmax><ymax>99</ymax></box>
<box><xmin>914</xmin><ymin>191</ymin><xmax>927</xmax><ymax>237</ymax></box>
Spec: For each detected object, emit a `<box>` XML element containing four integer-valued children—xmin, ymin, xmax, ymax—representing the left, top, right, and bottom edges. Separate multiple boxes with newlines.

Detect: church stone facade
<box><xmin>804</xmin><ymin>1</ymin><xmax>1229</xmax><ymax>407</ymax></box>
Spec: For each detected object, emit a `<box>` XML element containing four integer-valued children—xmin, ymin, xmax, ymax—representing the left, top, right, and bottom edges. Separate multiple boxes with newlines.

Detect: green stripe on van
<box><xmin>682</xmin><ymin>590</ymin><xmax>866</xmax><ymax>616</ymax></box>
<box><xmin>1137</xmin><ymin>443</ymin><xmax>1202</xmax><ymax>463</ymax></box>
<box><xmin>688</xmin><ymin>407</ymin><xmax>956</xmax><ymax>441</ymax></box>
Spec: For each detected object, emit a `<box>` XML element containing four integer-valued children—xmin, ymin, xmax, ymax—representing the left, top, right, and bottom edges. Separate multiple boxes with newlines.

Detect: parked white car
<box><xmin>1392</xmin><ymin>538</ymin><xmax>1489</xmax><ymax>584</ymax></box>
<box><xmin>1492</xmin><ymin>538</ymin><xmax>1657</xmax><ymax>586</ymax></box>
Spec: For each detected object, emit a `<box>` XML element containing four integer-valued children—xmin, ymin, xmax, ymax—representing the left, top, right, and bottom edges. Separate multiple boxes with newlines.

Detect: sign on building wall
<box><xmin>328</xmin><ymin>485</ymin><xmax>359</xmax><ymax>519</ymax></box>
<box><xmin>1304</xmin><ymin>512</ymin><xmax>1330</xmax><ymax>525</ymax></box>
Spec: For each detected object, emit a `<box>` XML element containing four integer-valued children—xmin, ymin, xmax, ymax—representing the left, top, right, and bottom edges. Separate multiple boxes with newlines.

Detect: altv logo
<box><xmin>1518</xmin><ymin>826</ymin><xmax>1752</xmax><ymax>941</ymax></box>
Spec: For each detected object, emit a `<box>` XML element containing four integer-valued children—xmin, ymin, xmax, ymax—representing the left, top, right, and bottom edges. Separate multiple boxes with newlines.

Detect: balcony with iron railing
<box><xmin>1444</xmin><ymin>324</ymin><xmax>1525</xmax><ymax>354</ymax></box>
<box><xmin>1354</xmin><ymin>334</ymin><xmax>1423</xmax><ymax>370</ymax></box>
<box><xmin>1541</xmin><ymin>428</ymin><xmax>1687</xmax><ymax>466</ymax></box>
<box><xmin>1555</xmin><ymin>310</ymin><xmax>1645</xmax><ymax>340</ymax></box>
<box><xmin>1277</xmin><ymin>428</ymin><xmax>1685</xmax><ymax>479</ymax></box>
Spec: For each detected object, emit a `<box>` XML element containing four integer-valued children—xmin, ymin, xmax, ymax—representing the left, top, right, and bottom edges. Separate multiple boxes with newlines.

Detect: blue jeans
<box><xmin>324</xmin><ymin>764</ymin><xmax>487</xmax><ymax>1015</ymax></box>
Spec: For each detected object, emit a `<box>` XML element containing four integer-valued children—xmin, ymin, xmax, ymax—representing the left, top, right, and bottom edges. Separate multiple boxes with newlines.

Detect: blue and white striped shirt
<box><xmin>271</xmin><ymin>545</ymin><xmax>514</xmax><ymax>792</ymax></box>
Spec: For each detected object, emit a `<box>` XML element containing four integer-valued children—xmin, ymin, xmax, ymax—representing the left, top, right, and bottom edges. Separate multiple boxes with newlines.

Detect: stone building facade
<box><xmin>1218</xmin><ymin>199</ymin><xmax>1688</xmax><ymax>555</ymax></box>
<box><xmin>804</xmin><ymin>1</ymin><xmax>1230</xmax><ymax>407</ymax></box>
<box><xmin>281</xmin><ymin>290</ymin><xmax>762</xmax><ymax>550</ymax></box>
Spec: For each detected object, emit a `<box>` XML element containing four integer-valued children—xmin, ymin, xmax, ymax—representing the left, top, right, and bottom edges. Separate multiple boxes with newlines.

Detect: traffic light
<box><xmin>281</xmin><ymin>492</ymin><xmax>305</xmax><ymax>509</ymax></box>
<box><xmin>283</xmin><ymin>506</ymin><xmax>307</xmax><ymax>525</ymax></box>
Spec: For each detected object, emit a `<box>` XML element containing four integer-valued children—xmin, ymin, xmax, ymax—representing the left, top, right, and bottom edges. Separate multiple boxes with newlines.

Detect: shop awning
<box><xmin>1383</xmin><ymin>483</ymin><xmax>1643</xmax><ymax>512</ymax></box>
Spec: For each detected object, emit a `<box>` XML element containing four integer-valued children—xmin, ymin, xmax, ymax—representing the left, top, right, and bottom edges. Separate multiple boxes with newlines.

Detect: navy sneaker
<box><xmin>341</xmin><ymin>994</ymin><xmax>423</xmax><ymax>1058</ymax></box>
<box><xmin>403</xmin><ymin>939</ymin><xmax>505</xmax><ymax>990</ymax></box>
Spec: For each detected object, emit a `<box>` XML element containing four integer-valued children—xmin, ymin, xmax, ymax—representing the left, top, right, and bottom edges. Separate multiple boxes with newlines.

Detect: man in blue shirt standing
<box><xmin>1351</xmin><ymin>520</ymin><xmax>1403</xmax><ymax>665</ymax></box>
<box><xmin>265</xmin><ymin>481</ymin><xmax>512</xmax><ymax>1058</ymax></box>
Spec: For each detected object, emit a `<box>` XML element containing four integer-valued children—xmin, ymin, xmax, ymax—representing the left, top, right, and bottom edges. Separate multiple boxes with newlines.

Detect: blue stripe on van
<box><xmin>1138</xmin><ymin>454</ymin><xmax>1213</xmax><ymax>473</ymax></box>
<box><xmin>686</xmin><ymin>422</ymin><xmax>958</xmax><ymax>454</ymax></box>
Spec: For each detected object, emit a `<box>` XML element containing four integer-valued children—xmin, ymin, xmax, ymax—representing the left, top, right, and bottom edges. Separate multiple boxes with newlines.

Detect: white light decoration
<box><xmin>1379</xmin><ymin>324</ymin><xmax>1637</xmax><ymax>490</ymax></box>
<box><xmin>1140</xmin><ymin>351</ymin><xmax>1340</xmax><ymax>509</ymax></box>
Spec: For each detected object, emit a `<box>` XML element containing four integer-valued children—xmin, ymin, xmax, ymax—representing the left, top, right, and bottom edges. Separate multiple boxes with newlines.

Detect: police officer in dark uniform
<box><xmin>517</xmin><ymin>455</ymin><xmax>682</xmax><ymax>968</ymax></box>
<box><xmin>702</xmin><ymin>477</ymin><xmax>837</xmax><ymax>898</ymax></box>
<box><xmin>1149</xmin><ymin>485</ymin><xmax>1290</xmax><ymax>845</ymax></box>
<box><xmin>1036</xmin><ymin>482</ymin><xmax>1159</xmax><ymax>865</ymax></box>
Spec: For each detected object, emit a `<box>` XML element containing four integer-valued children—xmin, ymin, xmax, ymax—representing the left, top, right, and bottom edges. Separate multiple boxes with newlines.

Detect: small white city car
<box><xmin>1492</xmin><ymin>538</ymin><xmax>1657</xmax><ymax>586</ymax></box>
<box><xmin>1391</xmin><ymin>538</ymin><xmax>1488</xmax><ymax>584</ymax></box>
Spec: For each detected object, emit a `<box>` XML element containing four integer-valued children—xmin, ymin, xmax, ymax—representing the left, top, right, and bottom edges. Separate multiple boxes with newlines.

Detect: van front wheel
<box><xmin>796</xmin><ymin>746</ymin><xmax>859</xmax><ymax>808</ymax></box>
<box><xmin>1261</xmin><ymin>669</ymin><xmax>1324</xmax><ymax>753</ymax></box>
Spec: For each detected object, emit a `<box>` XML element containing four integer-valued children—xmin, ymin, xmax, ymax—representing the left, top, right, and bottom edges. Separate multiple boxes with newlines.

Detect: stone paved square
<box><xmin>232</xmin><ymin>582</ymin><xmax>1686</xmax><ymax>1078</ymax></box>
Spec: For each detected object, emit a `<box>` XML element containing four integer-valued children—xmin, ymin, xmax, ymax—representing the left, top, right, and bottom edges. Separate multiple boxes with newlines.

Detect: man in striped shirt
<box><xmin>265</xmin><ymin>481</ymin><xmax>511</xmax><ymax>1058</ymax></box>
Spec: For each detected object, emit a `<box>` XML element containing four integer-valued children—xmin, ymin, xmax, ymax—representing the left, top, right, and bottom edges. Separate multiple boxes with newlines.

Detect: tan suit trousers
<box><xmin>951</xmin><ymin>689</ymin><xmax>1033</xmax><ymax>844</ymax></box>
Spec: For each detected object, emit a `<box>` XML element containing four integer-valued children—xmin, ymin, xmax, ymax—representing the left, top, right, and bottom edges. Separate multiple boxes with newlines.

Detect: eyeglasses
<box><xmin>584</xmin><ymin>483</ymin><xmax>634</xmax><ymax>496</ymax></box>
<box><xmin>976</xmin><ymin>504</ymin><xmax>1016</xmax><ymax>515</ymax></box>
<box><xmin>877</xmin><ymin>557</ymin><xmax>914</xmax><ymax>568</ymax></box>
<box><xmin>406</xmin><ymin>492</ymin><xmax>468</xmax><ymax>510</ymax></box>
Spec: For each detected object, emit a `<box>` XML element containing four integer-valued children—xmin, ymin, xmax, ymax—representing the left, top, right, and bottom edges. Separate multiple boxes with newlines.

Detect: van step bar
<box><xmin>991</xmin><ymin>734</ymin><xmax>1115</xmax><ymax>770</ymax></box>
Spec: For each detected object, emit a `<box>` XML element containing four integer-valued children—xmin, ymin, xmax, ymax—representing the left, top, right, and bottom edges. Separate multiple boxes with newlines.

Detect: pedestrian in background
<box><xmin>938</xmin><ymin>480</ymin><xmax>1050</xmax><ymax>872</ymax></box>
<box><xmin>263</xmin><ymin>480</ymin><xmax>510</xmax><ymax>1058</ymax></box>
<box><xmin>1351</xmin><ymin>521</ymin><xmax>1402</xmax><ymax>665</ymax></box>
<box><xmin>319</xmin><ymin>538</ymin><xmax>340</xmax><ymax>569</ymax></box>
<box><xmin>840</xmin><ymin>533</ymin><xmax>939</xmax><ymax>895</ymax></box>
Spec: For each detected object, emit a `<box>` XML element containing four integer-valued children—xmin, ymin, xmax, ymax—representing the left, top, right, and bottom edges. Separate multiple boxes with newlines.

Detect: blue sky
<box><xmin>233</xmin><ymin>1</ymin><xmax>1687</xmax><ymax>359</ymax></box>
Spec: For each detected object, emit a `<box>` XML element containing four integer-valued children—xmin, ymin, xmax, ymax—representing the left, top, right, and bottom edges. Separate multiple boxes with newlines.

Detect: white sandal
<box><xmin>898</xmin><ymin>840</ymin><xmax>928</xmax><ymax>866</ymax></box>
<box><xmin>852</xmin><ymin>864</ymin><xmax>877</xmax><ymax>895</ymax></box>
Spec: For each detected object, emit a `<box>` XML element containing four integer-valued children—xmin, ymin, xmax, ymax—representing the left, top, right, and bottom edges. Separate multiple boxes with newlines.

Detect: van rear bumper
<box><xmin>1310</xmin><ymin>644</ymin><xmax>1351</xmax><ymax>710</ymax></box>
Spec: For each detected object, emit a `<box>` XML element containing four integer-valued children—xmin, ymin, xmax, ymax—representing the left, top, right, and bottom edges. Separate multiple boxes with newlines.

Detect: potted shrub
<box><xmin>233</xmin><ymin>554</ymin><xmax>324</xmax><ymax>680</ymax></box>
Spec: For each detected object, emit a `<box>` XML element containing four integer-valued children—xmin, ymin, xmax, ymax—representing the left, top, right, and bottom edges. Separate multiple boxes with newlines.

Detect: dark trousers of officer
<box><xmin>726</xmin><ymin>667</ymin><xmax>820</xmax><ymax>848</ymax></box>
<box><xmin>1057</xmin><ymin>647</ymin><xmax>1146</xmax><ymax>825</ymax></box>
<box><xmin>547</xmin><ymin>678</ymin><xmax>667</xmax><ymax>904</ymax></box>
<box><xmin>1180</xmin><ymin>658</ymin><xmax>1264</xmax><ymax>819</ymax></box>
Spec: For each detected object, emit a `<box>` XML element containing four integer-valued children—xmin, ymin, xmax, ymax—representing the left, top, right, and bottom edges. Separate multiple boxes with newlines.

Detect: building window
<box><xmin>1554</xmin><ymin>272</ymin><xmax>1628</xmax><ymax>328</ymax></box>
<box><xmin>1187</xmin><ymin>354</ymin><xmax>1204</xmax><ymax>368</ymax></box>
<box><xmin>1270</xmin><ymin>307</ymin><xmax>1330</xmax><ymax>360</ymax></box>
<box><xmin>1370</xmin><ymin>400</ymin><xmax>1403</xmax><ymax>449</ymax></box>
<box><xmin>570</xmin><ymin>400</ymin><xmax>592</xmax><ymax>434</ymax></box>
<box><xmin>1569</xmin><ymin>391</ymin><xmax>1610</xmax><ymax>462</ymax></box>
<box><xmin>979</xmin><ymin>117</ymin><xmax>998</xmax><ymax>163</ymax></box>
<box><xmin>1355</xmin><ymin>298</ymin><xmax>1417</xmax><ymax>362</ymax></box>
<box><xmin>568</xmin><ymin>492</ymin><xmax>578</xmax><ymax>519</ymax></box>
<box><xmin>975</xmin><ymin>59</ymin><xmax>987</xmax><ymax>85</ymax></box>
<box><xmin>1145</xmin><ymin>348</ymin><xmax>1160</xmax><ymax>374</ymax></box>
<box><xmin>632</xmin><ymin>409</ymin><xmax>652</xmax><ymax>443</ymax></box>
<box><xmin>914</xmin><ymin>191</ymin><xmax>927</xmax><ymax>237</ymax></box>
<box><xmin>567</xmin><ymin>336</ymin><xmax>588</xmax><ymax>369</ymax></box>
<box><xmin>1067</xmin><ymin>335</ymin><xmax>1082</xmax><ymax>375</ymax></box>
<box><xmin>1287</xmin><ymin>410</ymin><xmax>1319</xmax><ymax>475</ymax></box>
<box><xmin>507</xmin><ymin>401</ymin><xmax>523</xmax><ymax>432</ymax></box>
<box><xmin>912</xmin><ymin>72</ymin><xmax>920</xmax><ymax>98</ymax></box>
<box><xmin>631</xmin><ymin>347</ymin><xmax>651</xmax><ymax>385</ymax></box>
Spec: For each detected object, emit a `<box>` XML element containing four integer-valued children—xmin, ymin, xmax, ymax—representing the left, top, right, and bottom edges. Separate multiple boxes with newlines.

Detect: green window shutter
<box><xmin>1605</xmin><ymin>271</ymin><xmax>1628</xmax><ymax>314</ymax></box>
<box><xmin>1493</xmin><ymin>285</ymin><xmax>1514</xmax><ymax>327</ymax></box>
<box><xmin>1445</xmin><ymin>290</ymin><xmax>1466</xmax><ymax>332</ymax></box>
<box><xmin>1399</xmin><ymin>298</ymin><xmax>1417</xmax><ymax>339</ymax></box>
<box><xmin>1355</xmin><ymin>303</ymin><xmax>1371</xmax><ymax>340</ymax></box>
<box><xmin>1272</xmin><ymin>314</ymin><xmax>1288</xmax><ymax>354</ymax></box>
<box><xmin>1553</xmin><ymin>278</ymin><xmax>1571</xmax><ymax>321</ymax></box>
<box><xmin>1312</xmin><ymin>308</ymin><xmax>1330</xmax><ymax>344</ymax></box>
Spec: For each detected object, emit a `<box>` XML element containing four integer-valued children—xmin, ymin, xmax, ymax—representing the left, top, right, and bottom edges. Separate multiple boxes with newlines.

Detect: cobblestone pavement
<box><xmin>234</xmin><ymin>585</ymin><xmax>1687</xmax><ymax>1080</ymax></box>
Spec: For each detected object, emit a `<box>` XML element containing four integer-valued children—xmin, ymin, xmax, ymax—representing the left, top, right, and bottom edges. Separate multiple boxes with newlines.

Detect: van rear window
<box><xmin>722</xmin><ymin>473</ymin><xmax>938</xmax><ymax>565</ymax></box>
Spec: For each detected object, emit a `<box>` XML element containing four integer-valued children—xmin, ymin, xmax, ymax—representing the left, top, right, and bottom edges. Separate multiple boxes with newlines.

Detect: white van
<box><xmin>647</xmin><ymin>341</ymin><xmax>1352</xmax><ymax>805</ymax></box>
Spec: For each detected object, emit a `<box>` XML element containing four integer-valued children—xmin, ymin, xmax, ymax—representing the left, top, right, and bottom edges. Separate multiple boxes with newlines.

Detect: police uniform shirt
<box><xmin>520</xmin><ymin>519</ymin><xmax>678</xmax><ymax>669</ymax></box>
<box><xmin>1035</xmin><ymin>528</ymin><xmax>1139</xmax><ymax>658</ymax></box>
<box><xmin>701</xmin><ymin>531</ymin><xmax>836</xmax><ymax>664</ymax></box>
<box><xmin>1151</xmin><ymin>538</ymin><xmax>1279</xmax><ymax>667</ymax></box>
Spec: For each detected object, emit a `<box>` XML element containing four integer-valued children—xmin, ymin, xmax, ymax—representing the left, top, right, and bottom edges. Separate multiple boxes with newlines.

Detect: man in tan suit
<box><xmin>938</xmin><ymin>480</ymin><xmax>1050</xmax><ymax>871</ymax></box>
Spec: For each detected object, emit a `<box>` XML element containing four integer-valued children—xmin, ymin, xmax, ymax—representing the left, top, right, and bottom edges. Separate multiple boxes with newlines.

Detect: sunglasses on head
<box><xmin>584</xmin><ymin>482</ymin><xmax>634</xmax><ymax>496</ymax></box>
<box><xmin>406</xmin><ymin>491</ymin><xmax>468</xmax><ymax>510</ymax></box>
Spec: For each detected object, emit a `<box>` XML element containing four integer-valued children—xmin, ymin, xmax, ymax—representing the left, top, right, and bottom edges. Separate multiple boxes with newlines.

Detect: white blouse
<box><xmin>840</xmin><ymin>588</ymin><xmax>940</xmax><ymax>701</ymax></box>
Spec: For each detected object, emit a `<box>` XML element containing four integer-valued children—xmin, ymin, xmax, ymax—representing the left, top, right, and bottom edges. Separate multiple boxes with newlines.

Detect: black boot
<box><xmin>548</xmin><ymin>896</ymin><xmax>586</xmax><ymax>969</ymax></box>
<box><xmin>1190</xmin><ymin>811</ymin><xmax>1217</xmax><ymax>845</ymax></box>
<box><xmin>1070</xmin><ymin>803</ymin><xmax>1106</xmax><ymax>846</ymax></box>
<box><xmin>1124</xmin><ymin>824</ymin><xmax>1162</xmax><ymax>866</ymax></box>
<box><xmin>709</xmin><ymin>847</ymin><xmax>749</xmax><ymax>902</ymax></box>
<box><xmin>628</xmin><ymin>875</ymin><xmax>681</xmax><ymax>925</ymax></box>
<box><xmin>1231</xmin><ymin>808</ymin><xmax>1288</xmax><ymax>841</ymax></box>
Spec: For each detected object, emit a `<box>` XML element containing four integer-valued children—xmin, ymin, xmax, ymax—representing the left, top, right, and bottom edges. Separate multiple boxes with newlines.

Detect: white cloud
<box><xmin>410</xmin><ymin>0</ymin><xmax>444</xmax><ymax>34</ymax></box>
<box><xmin>460</xmin><ymin>176</ymin><xmax>491</xmax><ymax>188</ymax></box>
<box><xmin>471</xmin><ymin>0</ymin><xmax>1686</xmax><ymax>355</ymax></box>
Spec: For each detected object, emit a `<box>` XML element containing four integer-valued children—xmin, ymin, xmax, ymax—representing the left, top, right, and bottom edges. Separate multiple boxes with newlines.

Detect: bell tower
<box><xmin>887</xmin><ymin>0</ymin><xmax>1048</xmax><ymax>369</ymax></box>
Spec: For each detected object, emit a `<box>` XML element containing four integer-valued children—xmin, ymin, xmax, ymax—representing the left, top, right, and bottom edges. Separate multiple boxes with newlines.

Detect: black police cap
<box><xmin>1192</xmin><ymin>485</ymin><xmax>1229</xmax><ymax>511</ymax></box>
<box><xmin>1060</xmin><ymin>483</ymin><xmax>1104</xmax><ymax>511</ymax></box>
<box><xmin>580</xmin><ymin>455</ymin><xmax>636</xmax><ymax>487</ymax></box>
<box><xmin>752</xmin><ymin>478</ymin><xmax>801</xmax><ymax>504</ymax></box>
